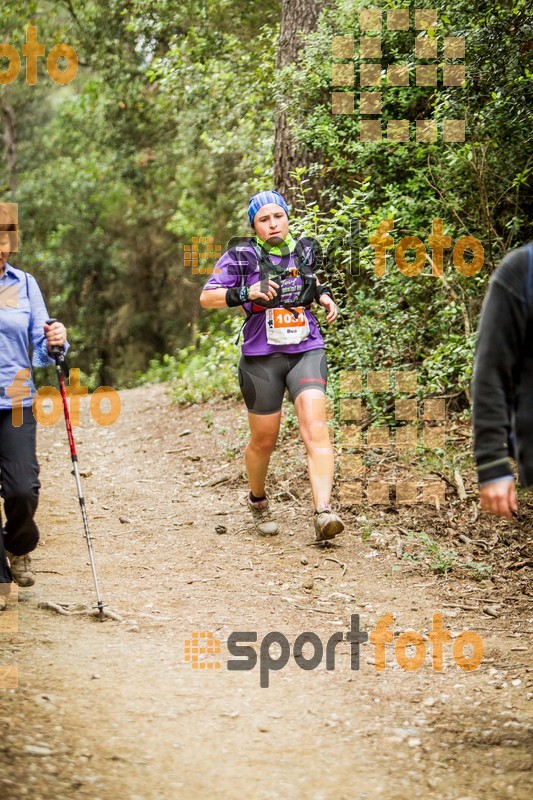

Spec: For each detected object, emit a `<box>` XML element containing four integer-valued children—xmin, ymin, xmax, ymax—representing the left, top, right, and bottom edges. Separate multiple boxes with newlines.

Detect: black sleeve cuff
<box><xmin>477</xmin><ymin>457</ymin><xmax>514</xmax><ymax>485</ymax></box>
<box><xmin>226</xmin><ymin>287</ymin><xmax>243</xmax><ymax>307</ymax></box>
<box><xmin>315</xmin><ymin>284</ymin><xmax>334</xmax><ymax>303</ymax></box>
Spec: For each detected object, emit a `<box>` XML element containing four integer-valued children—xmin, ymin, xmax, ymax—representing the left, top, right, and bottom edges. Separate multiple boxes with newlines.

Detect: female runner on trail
<box><xmin>199</xmin><ymin>190</ymin><xmax>344</xmax><ymax>540</ymax></box>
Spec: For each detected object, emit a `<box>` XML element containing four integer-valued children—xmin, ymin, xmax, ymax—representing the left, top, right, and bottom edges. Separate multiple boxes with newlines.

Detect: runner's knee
<box><xmin>299</xmin><ymin>417</ymin><xmax>328</xmax><ymax>447</ymax></box>
<box><xmin>248</xmin><ymin>431</ymin><xmax>278</xmax><ymax>455</ymax></box>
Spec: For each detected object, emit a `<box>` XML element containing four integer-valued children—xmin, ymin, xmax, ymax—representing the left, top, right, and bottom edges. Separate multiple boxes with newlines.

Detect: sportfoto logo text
<box><xmin>185</xmin><ymin>613</ymin><xmax>484</xmax><ymax>687</ymax></box>
<box><xmin>192</xmin><ymin>218</ymin><xmax>485</xmax><ymax>279</ymax></box>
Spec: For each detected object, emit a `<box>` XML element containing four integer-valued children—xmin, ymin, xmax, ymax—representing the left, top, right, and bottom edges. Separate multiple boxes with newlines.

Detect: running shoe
<box><xmin>247</xmin><ymin>494</ymin><xmax>279</xmax><ymax>536</ymax></box>
<box><xmin>314</xmin><ymin>504</ymin><xmax>344</xmax><ymax>541</ymax></box>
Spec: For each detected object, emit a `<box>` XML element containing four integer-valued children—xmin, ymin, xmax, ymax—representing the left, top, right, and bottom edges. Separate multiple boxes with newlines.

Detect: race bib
<box><xmin>265</xmin><ymin>307</ymin><xmax>310</xmax><ymax>345</ymax></box>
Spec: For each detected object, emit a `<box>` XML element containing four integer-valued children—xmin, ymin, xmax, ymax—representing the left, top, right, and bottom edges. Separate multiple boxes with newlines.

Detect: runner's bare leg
<box><xmin>244</xmin><ymin>411</ymin><xmax>282</xmax><ymax>497</ymax></box>
<box><xmin>294</xmin><ymin>390</ymin><xmax>334</xmax><ymax>510</ymax></box>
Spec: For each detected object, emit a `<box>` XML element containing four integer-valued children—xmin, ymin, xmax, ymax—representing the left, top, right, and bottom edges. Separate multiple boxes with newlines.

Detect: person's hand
<box><xmin>248</xmin><ymin>279</ymin><xmax>279</xmax><ymax>304</ymax></box>
<box><xmin>319</xmin><ymin>294</ymin><xmax>338</xmax><ymax>323</ymax></box>
<box><xmin>479</xmin><ymin>478</ymin><xmax>517</xmax><ymax>519</ymax></box>
<box><xmin>44</xmin><ymin>321</ymin><xmax>67</xmax><ymax>350</ymax></box>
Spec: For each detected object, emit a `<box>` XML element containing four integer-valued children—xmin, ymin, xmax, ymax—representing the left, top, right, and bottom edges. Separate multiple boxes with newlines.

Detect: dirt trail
<box><xmin>1</xmin><ymin>384</ymin><xmax>531</xmax><ymax>800</ymax></box>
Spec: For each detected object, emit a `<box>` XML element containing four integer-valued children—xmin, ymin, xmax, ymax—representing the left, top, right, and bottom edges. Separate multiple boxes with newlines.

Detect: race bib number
<box><xmin>265</xmin><ymin>307</ymin><xmax>310</xmax><ymax>345</ymax></box>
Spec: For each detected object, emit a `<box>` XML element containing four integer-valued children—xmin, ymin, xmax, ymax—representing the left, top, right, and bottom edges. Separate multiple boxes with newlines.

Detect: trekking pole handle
<box><xmin>45</xmin><ymin>317</ymin><xmax>65</xmax><ymax>357</ymax></box>
<box><xmin>45</xmin><ymin>318</ymin><xmax>68</xmax><ymax>376</ymax></box>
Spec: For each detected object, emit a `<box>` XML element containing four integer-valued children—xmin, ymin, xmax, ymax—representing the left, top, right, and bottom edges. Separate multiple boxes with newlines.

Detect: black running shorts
<box><xmin>238</xmin><ymin>348</ymin><xmax>327</xmax><ymax>415</ymax></box>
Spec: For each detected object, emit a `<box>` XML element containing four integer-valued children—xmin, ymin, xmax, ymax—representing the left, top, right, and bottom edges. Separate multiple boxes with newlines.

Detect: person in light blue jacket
<box><xmin>0</xmin><ymin>214</ymin><xmax>67</xmax><ymax>597</ymax></box>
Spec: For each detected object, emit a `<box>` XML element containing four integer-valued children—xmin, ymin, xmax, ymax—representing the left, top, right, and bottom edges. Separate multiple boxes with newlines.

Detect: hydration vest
<box><xmin>246</xmin><ymin>238</ymin><xmax>318</xmax><ymax>319</ymax></box>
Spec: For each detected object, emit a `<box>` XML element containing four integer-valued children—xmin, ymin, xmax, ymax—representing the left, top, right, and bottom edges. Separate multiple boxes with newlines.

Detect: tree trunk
<box><xmin>0</xmin><ymin>92</ymin><xmax>17</xmax><ymax>193</ymax></box>
<box><xmin>274</xmin><ymin>0</ymin><xmax>325</xmax><ymax>201</ymax></box>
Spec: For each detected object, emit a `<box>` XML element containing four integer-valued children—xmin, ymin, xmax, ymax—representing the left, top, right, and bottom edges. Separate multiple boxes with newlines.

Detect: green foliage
<box><xmin>462</xmin><ymin>559</ymin><xmax>493</xmax><ymax>581</ymax></box>
<box><xmin>140</xmin><ymin>313</ymin><xmax>242</xmax><ymax>403</ymax></box>
<box><xmin>286</xmin><ymin>173</ymin><xmax>482</xmax><ymax>408</ymax></box>
<box><xmin>403</xmin><ymin>530</ymin><xmax>458</xmax><ymax>575</ymax></box>
<box><xmin>360</xmin><ymin>518</ymin><xmax>376</xmax><ymax>542</ymax></box>
<box><xmin>280</xmin><ymin>0</ymin><xmax>531</xmax><ymax>259</ymax></box>
<box><xmin>4</xmin><ymin>0</ymin><xmax>280</xmax><ymax>386</ymax></box>
<box><xmin>272</xmin><ymin>0</ymin><xmax>531</xmax><ymax>402</ymax></box>
<box><xmin>402</xmin><ymin>530</ymin><xmax>493</xmax><ymax>579</ymax></box>
<box><xmin>2</xmin><ymin>0</ymin><xmax>530</xmax><ymax>399</ymax></box>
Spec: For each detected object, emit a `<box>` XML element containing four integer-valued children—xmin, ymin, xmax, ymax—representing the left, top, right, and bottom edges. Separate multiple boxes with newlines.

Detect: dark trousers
<box><xmin>0</xmin><ymin>406</ymin><xmax>40</xmax><ymax>583</ymax></box>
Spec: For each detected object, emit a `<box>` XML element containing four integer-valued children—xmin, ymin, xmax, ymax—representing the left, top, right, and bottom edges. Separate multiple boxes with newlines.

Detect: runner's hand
<box><xmin>479</xmin><ymin>478</ymin><xmax>517</xmax><ymax>519</ymax></box>
<box><xmin>248</xmin><ymin>279</ymin><xmax>279</xmax><ymax>303</ymax></box>
<box><xmin>44</xmin><ymin>321</ymin><xmax>67</xmax><ymax>349</ymax></box>
<box><xmin>320</xmin><ymin>295</ymin><xmax>338</xmax><ymax>324</ymax></box>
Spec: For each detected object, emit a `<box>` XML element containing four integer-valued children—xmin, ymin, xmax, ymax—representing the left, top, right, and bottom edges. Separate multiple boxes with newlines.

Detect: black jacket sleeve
<box><xmin>472</xmin><ymin>251</ymin><xmax>529</xmax><ymax>485</ymax></box>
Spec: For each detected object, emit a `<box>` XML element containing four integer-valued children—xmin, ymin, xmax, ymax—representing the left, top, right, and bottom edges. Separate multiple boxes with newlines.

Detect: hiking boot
<box><xmin>5</xmin><ymin>552</ymin><xmax>35</xmax><ymax>587</ymax></box>
<box><xmin>247</xmin><ymin>494</ymin><xmax>279</xmax><ymax>536</ymax></box>
<box><xmin>314</xmin><ymin>504</ymin><xmax>344</xmax><ymax>542</ymax></box>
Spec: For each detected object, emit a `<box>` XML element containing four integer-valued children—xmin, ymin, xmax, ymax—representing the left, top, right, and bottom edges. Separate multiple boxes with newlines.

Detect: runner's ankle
<box><xmin>250</xmin><ymin>491</ymin><xmax>267</xmax><ymax>503</ymax></box>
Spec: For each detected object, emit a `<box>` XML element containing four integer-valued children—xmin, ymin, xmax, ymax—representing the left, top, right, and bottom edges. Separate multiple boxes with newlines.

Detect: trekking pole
<box><xmin>46</xmin><ymin>319</ymin><xmax>106</xmax><ymax>620</ymax></box>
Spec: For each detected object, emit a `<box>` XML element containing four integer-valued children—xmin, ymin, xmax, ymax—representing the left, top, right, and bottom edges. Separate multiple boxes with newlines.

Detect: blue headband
<box><xmin>247</xmin><ymin>191</ymin><xmax>289</xmax><ymax>227</ymax></box>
